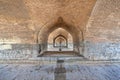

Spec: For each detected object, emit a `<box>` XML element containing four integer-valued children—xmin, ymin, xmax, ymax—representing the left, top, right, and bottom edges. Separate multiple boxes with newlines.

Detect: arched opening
<box><xmin>38</xmin><ymin>17</ymin><xmax>83</xmax><ymax>56</ymax></box>
<box><xmin>53</xmin><ymin>35</ymin><xmax>67</xmax><ymax>48</ymax></box>
<box><xmin>47</xmin><ymin>28</ymin><xmax>73</xmax><ymax>51</ymax></box>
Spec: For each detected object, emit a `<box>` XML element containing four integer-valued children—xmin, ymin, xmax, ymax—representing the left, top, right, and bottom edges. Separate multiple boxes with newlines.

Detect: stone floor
<box><xmin>0</xmin><ymin>63</ymin><xmax>120</xmax><ymax>80</ymax></box>
<box><xmin>39</xmin><ymin>51</ymin><xmax>79</xmax><ymax>57</ymax></box>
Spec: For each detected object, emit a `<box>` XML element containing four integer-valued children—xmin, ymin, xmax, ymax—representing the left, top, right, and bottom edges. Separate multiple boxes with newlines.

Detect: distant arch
<box><xmin>53</xmin><ymin>35</ymin><xmax>68</xmax><ymax>47</ymax></box>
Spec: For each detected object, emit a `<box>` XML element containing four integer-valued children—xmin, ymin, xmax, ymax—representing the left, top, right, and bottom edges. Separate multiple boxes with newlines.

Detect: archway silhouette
<box><xmin>47</xmin><ymin>28</ymin><xmax>74</xmax><ymax>52</ymax></box>
<box><xmin>53</xmin><ymin>35</ymin><xmax>68</xmax><ymax>48</ymax></box>
<box><xmin>38</xmin><ymin>17</ymin><xmax>83</xmax><ymax>56</ymax></box>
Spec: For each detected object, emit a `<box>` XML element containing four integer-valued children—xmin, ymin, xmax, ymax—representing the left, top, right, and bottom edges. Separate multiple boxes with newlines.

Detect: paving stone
<box><xmin>0</xmin><ymin>64</ymin><xmax>120</xmax><ymax>80</ymax></box>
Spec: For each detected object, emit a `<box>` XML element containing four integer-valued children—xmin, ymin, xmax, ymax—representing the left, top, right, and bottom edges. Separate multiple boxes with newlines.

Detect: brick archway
<box><xmin>38</xmin><ymin>17</ymin><xmax>84</xmax><ymax>56</ymax></box>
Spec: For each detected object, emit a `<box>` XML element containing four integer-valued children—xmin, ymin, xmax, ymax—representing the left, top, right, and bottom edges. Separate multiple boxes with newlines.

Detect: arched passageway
<box><xmin>48</xmin><ymin>28</ymin><xmax>73</xmax><ymax>51</ymax></box>
<box><xmin>38</xmin><ymin>17</ymin><xmax>83</xmax><ymax>56</ymax></box>
<box><xmin>53</xmin><ymin>35</ymin><xmax>67</xmax><ymax>48</ymax></box>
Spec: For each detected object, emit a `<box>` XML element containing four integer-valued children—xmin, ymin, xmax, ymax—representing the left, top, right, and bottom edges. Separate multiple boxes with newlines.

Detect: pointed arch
<box><xmin>53</xmin><ymin>34</ymin><xmax>68</xmax><ymax>47</ymax></box>
<box><xmin>37</xmin><ymin>17</ymin><xmax>84</xmax><ymax>54</ymax></box>
<box><xmin>38</xmin><ymin>17</ymin><xmax>83</xmax><ymax>44</ymax></box>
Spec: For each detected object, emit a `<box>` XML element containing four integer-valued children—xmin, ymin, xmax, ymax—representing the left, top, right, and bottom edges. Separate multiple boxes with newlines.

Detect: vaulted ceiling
<box><xmin>0</xmin><ymin>0</ymin><xmax>97</xmax><ymax>31</ymax></box>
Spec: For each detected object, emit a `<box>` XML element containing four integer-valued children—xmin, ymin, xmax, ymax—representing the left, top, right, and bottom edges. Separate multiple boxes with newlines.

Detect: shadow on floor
<box><xmin>54</xmin><ymin>59</ymin><xmax>66</xmax><ymax>80</ymax></box>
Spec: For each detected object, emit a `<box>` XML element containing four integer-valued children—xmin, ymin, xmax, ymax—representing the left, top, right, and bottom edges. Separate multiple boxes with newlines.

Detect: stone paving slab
<box><xmin>0</xmin><ymin>64</ymin><xmax>120</xmax><ymax>80</ymax></box>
